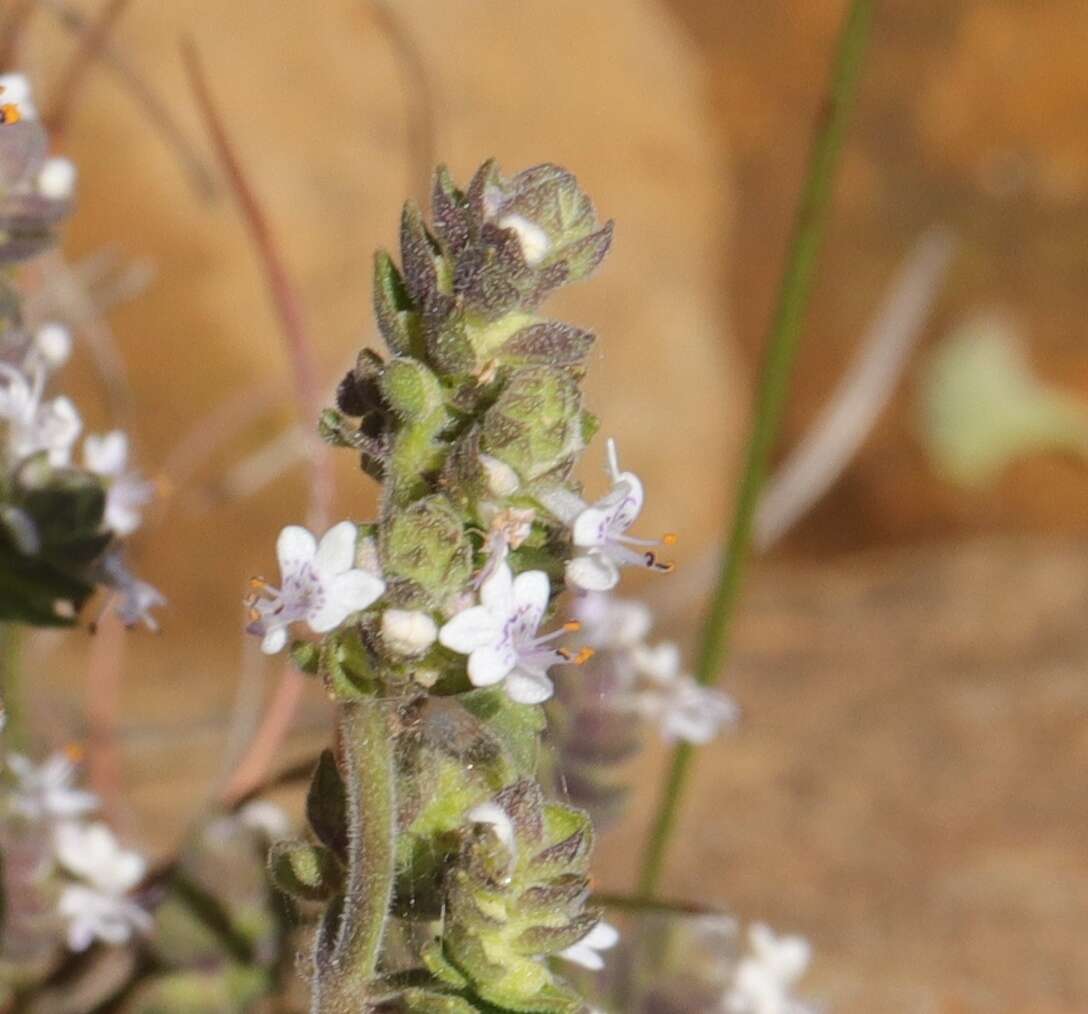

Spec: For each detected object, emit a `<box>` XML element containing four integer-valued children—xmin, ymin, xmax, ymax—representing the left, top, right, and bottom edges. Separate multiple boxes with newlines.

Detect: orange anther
<box><xmin>573</xmin><ymin>647</ymin><xmax>595</xmax><ymax>665</ymax></box>
<box><xmin>0</xmin><ymin>103</ymin><xmax>22</xmax><ymax>125</ymax></box>
<box><xmin>663</xmin><ymin>532</ymin><xmax>678</xmax><ymax>546</ymax></box>
<box><xmin>563</xmin><ymin>620</ymin><xmax>581</xmax><ymax>633</ymax></box>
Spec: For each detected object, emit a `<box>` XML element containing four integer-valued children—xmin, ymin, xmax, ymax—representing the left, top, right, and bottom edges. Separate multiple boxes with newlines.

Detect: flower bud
<box><xmin>381</xmin><ymin>608</ymin><xmax>438</xmax><ymax>656</ymax></box>
<box><xmin>381</xmin><ymin>495</ymin><xmax>472</xmax><ymax>607</ymax></box>
<box><xmin>482</xmin><ymin>366</ymin><xmax>586</xmax><ymax>481</ymax></box>
<box><xmin>37</xmin><ymin>157</ymin><xmax>76</xmax><ymax>201</ymax></box>
<box><xmin>479</xmin><ymin>453</ymin><xmax>519</xmax><ymax>497</ymax></box>
<box><xmin>33</xmin><ymin>322</ymin><xmax>72</xmax><ymax>369</ymax></box>
<box><xmin>381</xmin><ymin>357</ymin><xmax>445</xmax><ymax>422</ymax></box>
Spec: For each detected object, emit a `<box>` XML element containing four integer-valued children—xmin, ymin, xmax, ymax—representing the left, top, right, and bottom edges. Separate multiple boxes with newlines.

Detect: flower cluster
<box><xmin>1</xmin><ymin>749</ymin><xmax>150</xmax><ymax>953</ymax></box>
<box><xmin>0</xmin><ymin>73</ymin><xmax>161</xmax><ymax>629</ymax></box>
<box><xmin>580</xmin><ymin>591</ymin><xmax>738</xmax><ymax>744</ymax></box>
<box><xmin>548</xmin><ymin>590</ymin><xmax>738</xmax><ymax>825</ymax></box>
<box><xmin>723</xmin><ymin>923</ymin><xmax>816</xmax><ymax>1014</ymax></box>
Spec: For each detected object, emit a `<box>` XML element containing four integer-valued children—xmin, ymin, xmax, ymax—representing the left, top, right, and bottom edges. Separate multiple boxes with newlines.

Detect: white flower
<box><xmin>631</xmin><ymin>640</ymin><xmax>682</xmax><ymax>684</ymax></box>
<box><xmin>641</xmin><ymin>675</ymin><xmax>739</xmax><ymax>745</ymax></box>
<box><xmin>466</xmin><ymin>800</ymin><xmax>516</xmax><ymax>856</ymax></box>
<box><xmin>0</xmin><ymin>363</ymin><xmax>81</xmax><ymax>465</ymax></box>
<box><xmin>382</xmin><ymin>608</ymin><xmax>438</xmax><ymax>656</ymax></box>
<box><xmin>37</xmin><ymin>157</ymin><xmax>77</xmax><ymax>201</ymax></box>
<box><xmin>6</xmin><ymin>753</ymin><xmax>98</xmax><ymax>822</ymax></box>
<box><xmin>0</xmin><ymin>72</ymin><xmax>37</xmax><ymax>120</ymax></box>
<box><xmin>83</xmin><ymin>431</ymin><xmax>154</xmax><ymax>536</ymax></box>
<box><xmin>32</xmin><ymin>322</ymin><xmax>73</xmax><ymax>370</ymax></box>
<box><xmin>100</xmin><ymin>550</ymin><xmax>165</xmax><ymax>631</ymax></box>
<box><xmin>498</xmin><ymin>213</ymin><xmax>550</xmax><ymax>266</ymax></box>
<box><xmin>565</xmin><ymin>439</ymin><xmax>674</xmax><ymax>592</ymax></box>
<box><xmin>572</xmin><ymin>592</ymin><xmax>652</xmax><ymax>652</ymax></box>
<box><xmin>54</xmin><ymin>822</ymin><xmax>152</xmax><ymax>951</ymax></box>
<box><xmin>247</xmin><ymin>521</ymin><xmax>385</xmax><ymax>654</ymax></box>
<box><xmin>557</xmin><ymin>920</ymin><xmax>620</xmax><ymax>972</ymax></box>
<box><xmin>725</xmin><ymin>923</ymin><xmax>815</xmax><ymax>1014</ymax></box>
<box><xmin>439</xmin><ymin>562</ymin><xmax>574</xmax><ymax>705</ymax></box>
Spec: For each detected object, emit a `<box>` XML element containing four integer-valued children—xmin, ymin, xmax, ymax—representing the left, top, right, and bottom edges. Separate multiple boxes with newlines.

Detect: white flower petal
<box><xmin>467</xmin><ymin>644</ymin><xmax>516</xmax><ymax>687</ymax></box>
<box><xmin>308</xmin><ymin>570</ymin><xmax>384</xmax><ymax>632</ymax></box>
<box><xmin>512</xmin><ymin>569</ymin><xmax>550</xmax><ymax>626</ymax></box>
<box><xmin>503</xmin><ymin>667</ymin><xmax>554</xmax><ymax>704</ymax></box>
<box><xmin>439</xmin><ymin>607</ymin><xmax>501</xmax><ymax>654</ymax></box>
<box><xmin>566</xmin><ymin>553</ymin><xmax>619</xmax><ymax>592</ymax></box>
<box><xmin>582</xmin><ymin>920</ymin><xmax>620</xmax><ymax>950</ymax></box>
<box><xmin>276</xmin><ymin>525</ymin><xmax>317</xmax><ymax>574</ymax></box>
<box><xmin>83</xmin><ymin>431</ymin><xmax>128</xmax><ymax>476</ymax></box>
<box><xmin>315</xmin><ymin>521</ymin><xmax>358</xmax><ymax>576</ymax></box>
<box><xmin>571</xmin><ymin>502</ymin><xmax>616</xmax><ymax>548</ymax></box>
<box><xmin>261</xmin><ymin>626</ymin><xmax>289</xmax><ymax>655</ymax></box>
<box><xmin>479</xmin><ymin>561</ymin><xmax>515</xmax><ymax>614</ymax></box>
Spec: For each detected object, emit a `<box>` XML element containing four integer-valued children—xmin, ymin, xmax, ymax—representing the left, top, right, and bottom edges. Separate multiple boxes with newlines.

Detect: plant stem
<box><xmin>636</xmin><ymin>0</ymin><xmax>875</xmax><ymax>896</ymax></box>
<box><xmin>313</xmin><ymin>701</ymin><xmax>397</xmax><ymax>1013</ymax></box>
<box><xmin>0</xmin><ymin>622</ymin><xmax>26</xmax><ymax>752</ymax></box>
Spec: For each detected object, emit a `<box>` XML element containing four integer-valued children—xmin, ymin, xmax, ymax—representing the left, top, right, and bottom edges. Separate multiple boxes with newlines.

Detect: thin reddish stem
<box><xmin>85</xmin><ymin>609</ymin><xmax>126</xmax><ymax>821</ymax></box>
<box><xmin>181</xmin><ymin>39</ymin><xmax>334</xmax><ymax>805</ymax></box>
<box><xmin>47</xmin><ymin>0</ymin><xmax>134</xmax><ymax>139</ymax></box>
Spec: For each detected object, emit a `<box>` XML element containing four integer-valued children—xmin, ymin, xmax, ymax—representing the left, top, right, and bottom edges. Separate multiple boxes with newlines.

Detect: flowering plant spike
<box><xmin>0</xmin><ymin>74</ymin><xmax>160</xmax><ymax>629</ymax></box>
<box><xmin>260</xmin><ymin>160</ymin><xmax>661</xmax><ymax>1012</ymax></box>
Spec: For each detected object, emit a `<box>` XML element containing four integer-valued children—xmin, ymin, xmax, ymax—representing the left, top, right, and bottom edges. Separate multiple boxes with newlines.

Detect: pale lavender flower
<box><xmin>0</xmin><ymin>361</ymin><xmax>81</xmax><ymax>465</ymax></box>
<box><xmin>83</xmin><ymin>430</ymin><xmax>154</xmax><ymax>536</ymax></box>
<box><xmin>6</xmin><ymin>753</ymin><xmax>98</xmax><ymax>822</ymax></box>
<box><xmin>565</xmin><ymin>439</ymin><xmax>674</xmax><ymax>592</ymax></box>
<box><xmin>724</xmin><ymin>923</ymin><xmax>815</xmax><ymax>1014</ymax></box>
<box><xmin>440</xmin><ymin>562</ymin><xmax>580</xmax><ymax>704</ymax></box>
<box><xmin>247</xmin><ymin>522</ymin><xmax>385</xmax><ymax>654</ymax></box>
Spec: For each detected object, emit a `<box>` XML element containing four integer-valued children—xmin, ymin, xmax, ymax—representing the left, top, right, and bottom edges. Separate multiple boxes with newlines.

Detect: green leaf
<box><xmin>307</xmin><ymin>751</ymin><xmax>348</xmax><ymax>859</ymax></box>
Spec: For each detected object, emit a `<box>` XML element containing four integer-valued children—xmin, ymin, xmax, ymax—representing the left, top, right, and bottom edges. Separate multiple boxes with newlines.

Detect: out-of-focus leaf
<box><xmin>918</xmin><ymin>314</ymin><xmax>1088</xmax><ymax>486</ymax></box>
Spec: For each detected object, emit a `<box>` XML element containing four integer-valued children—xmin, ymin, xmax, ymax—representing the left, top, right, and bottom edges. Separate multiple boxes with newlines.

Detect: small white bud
<box><xmin>497</xmin><ymin>213</ymin><xmax>550</xmax><ymax>266</ymax></box>
<box><xmin>37</xmin><ymin>157</ymin><xmax>77</xmax><ymax>201</ymax></box>
<box><xmin>381</xmin><ymin>608</ymin><xmax>438</xmax><ymax>656</ymax></box>
<box><xmin>479</xmin><ymin>453</ymin><xmax>519</xmax><ymax>497</ymax></box>
<box><xmin>467</xmin><ymin>801</ymin><xmax>516</xmax><ymax>856</ymax></box>
<box><xmin>34</xmin><ymin>322</ymin><xmax>73</xmax><ymax>369</ymax></box>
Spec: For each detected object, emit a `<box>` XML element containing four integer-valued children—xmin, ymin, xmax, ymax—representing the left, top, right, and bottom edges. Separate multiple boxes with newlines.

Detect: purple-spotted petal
<box><xmin>511</xmin><ymin>570</ymin><xmax>550</xmax><ymax>628</ymax></box>
<box><xmin>276</xmin><ymin>525</ymin><xmax>317</xmax><ymax>576</ymax></box>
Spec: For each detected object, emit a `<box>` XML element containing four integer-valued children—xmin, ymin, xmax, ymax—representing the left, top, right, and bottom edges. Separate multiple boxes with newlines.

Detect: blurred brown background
<box><xmin>9</xmin><ymin>1</ymin><xmax>1088</xmax><ymax>1011</ymax></box>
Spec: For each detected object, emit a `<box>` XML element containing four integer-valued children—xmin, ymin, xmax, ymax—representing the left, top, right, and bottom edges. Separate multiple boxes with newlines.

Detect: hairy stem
<box><xmin>637</xmin><ymin>0</ymin><xmax>875</xmax><ymax>896</ymax></box>
<box><xmin>313</xmin><ymin>701</ymin><xmax>397</xmax><ymax>1013</ymax></box>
